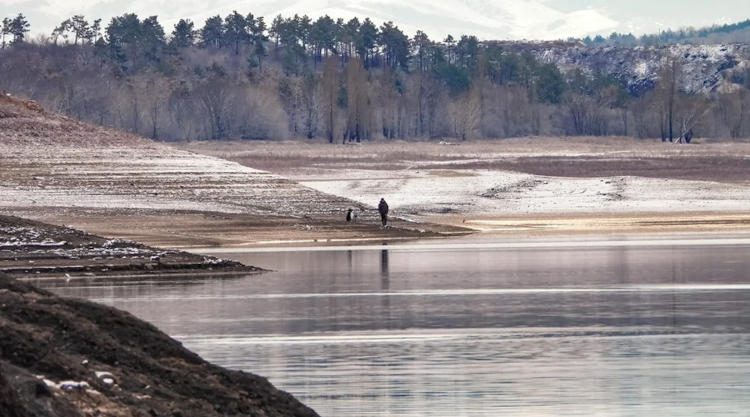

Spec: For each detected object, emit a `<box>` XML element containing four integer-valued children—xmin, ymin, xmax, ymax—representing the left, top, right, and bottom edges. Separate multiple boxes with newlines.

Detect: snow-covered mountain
<box><xmin>263</xmin><ymin>0</ymin><xmax>617</xmax><ymax>40</ymax></box>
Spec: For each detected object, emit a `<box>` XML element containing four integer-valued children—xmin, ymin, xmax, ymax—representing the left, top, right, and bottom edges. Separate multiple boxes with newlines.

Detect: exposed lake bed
<box><xmin>40</xmin><ymin>234</ymin><xmax>750</xmax><ymax>416</ymax></box>
<box><xmin>3</xmin><ymin>93</ymin><xmax>750</xmax><ymax>415</ymax></box>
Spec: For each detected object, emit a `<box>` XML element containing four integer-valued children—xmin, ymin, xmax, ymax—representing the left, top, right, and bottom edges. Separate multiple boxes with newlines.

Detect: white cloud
<box><xmin>265</xmin><ymin>0</ymin><xmax>618</xmax><ymax>39</ymax></box>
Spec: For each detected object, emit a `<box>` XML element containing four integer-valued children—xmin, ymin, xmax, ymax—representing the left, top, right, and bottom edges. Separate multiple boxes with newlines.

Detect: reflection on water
<box><xmin>42</xmin><ymin>239</ymin><xmax>750</xmax><ymax>416</ymax></box>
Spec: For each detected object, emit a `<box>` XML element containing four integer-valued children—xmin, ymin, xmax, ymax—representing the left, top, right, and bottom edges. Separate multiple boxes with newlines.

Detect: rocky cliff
<box><xmin>496</xmin><ymin>41</ymin><xmax>750</xmax><ymax>95</ymax></box>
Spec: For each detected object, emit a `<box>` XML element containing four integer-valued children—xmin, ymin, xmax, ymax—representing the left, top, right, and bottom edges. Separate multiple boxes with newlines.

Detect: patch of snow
<box><xmin>42</xmin><ymin>378</ymin><xmax>90</xmax><ymax>391</ymax></box>
<box><xmin>635</xmin><ymin>61</ymin><xmax>648</xmax><ymax>77</ymax></box>
<box><xmin>202</xmin><ymin>256</ymin><xmax>229</xmax><ymax>265</ymax></box>
<box><xmin>95</xmin><ymin>371</ymin><xmax>116</xmax><ymax>386</ymax></box>
<box><xmin>0</xmin><ymin>240</ymin><xmax>66</xmax><ymax>248</ymax></box>
<box><xmin>59</xmin><ymin>380</ymin><xmax>90</xmax><ymax>391</ymax></box>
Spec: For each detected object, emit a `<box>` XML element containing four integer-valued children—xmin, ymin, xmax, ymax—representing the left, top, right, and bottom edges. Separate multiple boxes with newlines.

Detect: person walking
<box><xmin>378</xmin><ymin>198</ymin><xmax>389</xmax><ymax>228</ymax></box>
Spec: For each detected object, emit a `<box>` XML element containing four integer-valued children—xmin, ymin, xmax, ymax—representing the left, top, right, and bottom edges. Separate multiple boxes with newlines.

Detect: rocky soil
<box><xmin>0</xmin><ymin>214</ymin><xmax>260</xmax><ymax>280</ymax></box>
<box><xmin>0</xmin><ymin>273</ymin><xmax>318</xmax><ymax>417</ymax></box>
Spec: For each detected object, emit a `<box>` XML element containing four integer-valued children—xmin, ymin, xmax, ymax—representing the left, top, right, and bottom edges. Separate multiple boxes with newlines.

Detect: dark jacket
<box><xmin>378</xmin><ymin>199</ymin><xmax>389</xmax><ymax>216</ymax></box>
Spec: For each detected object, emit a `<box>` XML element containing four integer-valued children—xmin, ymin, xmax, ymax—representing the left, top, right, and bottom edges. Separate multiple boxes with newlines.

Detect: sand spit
<box><xmin>0</xmin><ymin>214</ymin><xmax>261</xmax><ymax>280</ymax></box>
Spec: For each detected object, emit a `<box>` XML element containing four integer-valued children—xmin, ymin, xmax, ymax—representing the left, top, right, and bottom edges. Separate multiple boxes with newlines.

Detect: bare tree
<box><xmin>142</xmin><ymin>76</ymin><xmax>169</xmax><ymax>139</ymax></box>
<box><xmin>451</xmin><ymin>84</ymin><xmax>481</xmax><ymax>140</ymax></box>
<box><xmin>320</xmin><ymin>56</ymin><xmax>339</xmax><ymax>142</ymax></box>
<box><xmin>301</xmin><ymin>75</ymin><xmax>318</xmax><ymax>139</ymax></box>
<box><xmin>674</xmin><ymin>91</ymin><xmax>710</xmax><ymax>142</ymax></box>
<box><xmin>278</xmin><ymin>77</ymin><xmax>302</xmax><ymax>136</ymax></box>
<box><xmin>718</xmin><ymin>89</ymin><xmax>749</xmax><ymax>138</ymax></box>
<box><xmin>344</xmin><ymin>57</ymin><xmax>370</xmax><ymax>142</ymax></box>
<box><xmin>656</xmin><ymin>58</ymin><xmax>681</xmax><ymax>142</ymax></box>
<box><xmin>196</xmin><ymin>77</ymin><xmax>232</xmax><ymax>139</ymax></box>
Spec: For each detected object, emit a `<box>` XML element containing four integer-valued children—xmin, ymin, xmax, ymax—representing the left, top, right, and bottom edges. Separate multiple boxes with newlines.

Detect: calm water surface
<box><xmin>43</xmin><ymin>237</ymin><xmax>750</xmax><ymax>416</ymax></box>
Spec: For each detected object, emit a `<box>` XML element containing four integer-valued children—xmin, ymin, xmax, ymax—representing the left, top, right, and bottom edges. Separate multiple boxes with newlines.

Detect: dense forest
<box><xmin>1</xmin><ymin>12</ymin><xmax>749</xmax><ymax>142</ymax></box>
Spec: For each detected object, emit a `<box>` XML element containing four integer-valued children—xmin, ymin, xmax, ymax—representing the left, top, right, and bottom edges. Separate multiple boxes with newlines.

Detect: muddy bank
<box><xmin>0</xmin><ymin>274</ymin><xmax>318</xmax><ymax>416</ymax></box>
<box><xmin>0</xmin><ymin>214</ymin><xmax>261</xmax><ymax>280</ymax></box>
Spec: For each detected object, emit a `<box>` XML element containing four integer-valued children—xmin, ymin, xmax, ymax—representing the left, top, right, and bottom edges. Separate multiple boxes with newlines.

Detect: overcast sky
<box><xmin>2</xmin><ymin>0</ymin><xmax>749</xmax><ymax>41</ymax></box>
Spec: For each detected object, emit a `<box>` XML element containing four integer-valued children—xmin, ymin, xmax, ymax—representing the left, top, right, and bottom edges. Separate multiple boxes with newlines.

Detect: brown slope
<box><xmin>0</xmin><ymin>273</ymin><xmax>319</xmax><ymax>417</ymax></box>
<box><xmin>0</xmin><ymin>93</ymin><xmax>151</xmax><ymax>147</ymax></box>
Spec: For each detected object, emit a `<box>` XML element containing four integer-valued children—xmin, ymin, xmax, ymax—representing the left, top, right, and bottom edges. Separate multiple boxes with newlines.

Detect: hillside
<box><xmin>0</xmin><ymin>93</ymin><xmax>459</xmax><ymax>248</ymax></box>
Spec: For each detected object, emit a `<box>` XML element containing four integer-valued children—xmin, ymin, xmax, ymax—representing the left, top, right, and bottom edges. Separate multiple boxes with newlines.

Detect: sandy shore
<box><xmin>178</xmin><ymin>138</ymin><xmax>750</xmax><ymax>242</ymax></box>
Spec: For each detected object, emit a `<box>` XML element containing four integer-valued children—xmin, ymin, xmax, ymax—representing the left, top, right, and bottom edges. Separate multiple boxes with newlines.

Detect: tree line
<box><xmin>1</xmin><ymin>12</ymin><xmax>749</xmax><ymax>142</ymax></box>
<box><xmin>583</xmin><ymin>18</ymin><xmax>750</xmax><ymax>46</ymax></box>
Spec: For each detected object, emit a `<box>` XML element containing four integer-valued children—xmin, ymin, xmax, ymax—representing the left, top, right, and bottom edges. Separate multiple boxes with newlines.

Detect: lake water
<box><xmin>42</xmin><ymin>236</ymin><xmax>750</xmax><ymax>416</ymax></box>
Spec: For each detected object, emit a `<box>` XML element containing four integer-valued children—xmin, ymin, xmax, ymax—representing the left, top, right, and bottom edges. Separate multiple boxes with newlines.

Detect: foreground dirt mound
<box><xmin>0</xmin><ymin>274</ymin><xmax>319</xmax><ymax>417</ymax></box>
<box><xmin>0</xmin><ymin>363</ymin><xmax>27</xmax><ymax>417</ymax></box>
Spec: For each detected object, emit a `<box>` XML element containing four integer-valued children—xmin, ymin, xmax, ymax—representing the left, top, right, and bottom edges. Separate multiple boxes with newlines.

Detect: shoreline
<box><xmin>189</xmin><ymin>234</ymin><xmax>750</xmax><ymax>254</ymax></box>
<box><xmin>0</xmin><ymin>214</ymin><xmax>263</xmax><ymax>281</ymax></box>
<box><xmin>35</xmin><ymin>210</ymin><xmax>750</xmax><ymax>251</ymax></box>
<box><xmin>427</xmin><ymin>210</ymin><xmax>750</xmax><ymax>234</ymax></box>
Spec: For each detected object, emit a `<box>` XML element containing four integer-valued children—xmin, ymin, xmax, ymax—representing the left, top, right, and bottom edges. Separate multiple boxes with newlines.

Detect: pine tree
<box><xmin>170</xmin><ymin>19</ymin><xmax>195</xmax><ymax>48</ymax></box>
<box><xmin>200</xmin><ymin>15</ymin><xmax>223</xmax><ymax>49</ymax></box>
<box><xmin>9</xmin><ymin>14</ymin><xmax>29</xmax><ymax>44</ymax></box>
<box><xmin>223</xmin><ymin>11</ymin><xmax>247</xmax><ymax>55</ymax></box>
<box><xmin>71</xmin><ymin>15</ymin><xmax>89</xmax><ymax>45</ymax></box>
<box><xmin>321</xmin><ymin>56</ymin><xmax>339</xmax><ymax>143</ymax></box>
